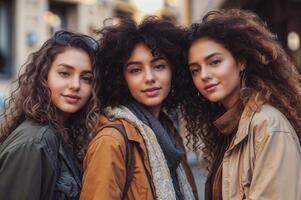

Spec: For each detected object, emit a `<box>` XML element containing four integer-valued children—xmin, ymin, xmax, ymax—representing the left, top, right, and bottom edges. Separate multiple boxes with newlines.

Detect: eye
<box><xmin>58</xmin><ymin>71</ymin><xmax>70</xmax><ymax>78</ymax></box>
<box><xmin>210</xmin><ymin>59</ymin><xmax>221</xmax><ymax>66</ymax></box>
<box><xmin>81</xmin><ymin>74</ymin><xmax>93</xmax><ymax>83</ymax></box>
<box><xmin>128</xmin><ymin>67</ymin><xmax>141</xmax><ymax>74</ymax></box>
<box><xmin>154</xmin><ymin>64</ymin><xmax>166</xmax><ymax>71</ymax></box>
<box><xmin>189</xmin><ymin>66</ymin><xmax>201</xmax><ymax>76</ymax></box>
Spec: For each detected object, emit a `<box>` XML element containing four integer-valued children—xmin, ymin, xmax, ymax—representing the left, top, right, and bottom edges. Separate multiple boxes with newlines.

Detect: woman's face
<box><xmin>47</xmin><ymin>47</ymin><xmax>93</xmax><ymax>121</ymax></box>
<box><xmin>188</xmin><ymin>38</ymin><xmax>245</xmax><ymax>109</ymax></box>
<box><xmin>124</xmin><ymin>43</ymin><xmax>172</xmax><ymax>116</ymax></box>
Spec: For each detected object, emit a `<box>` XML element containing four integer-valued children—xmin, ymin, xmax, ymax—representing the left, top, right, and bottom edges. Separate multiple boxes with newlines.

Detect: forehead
<box><xmin>52</xmin><ymin>47</ymin><xmax>92</xmax><ymax>70</ymax></box>
<box><xmin>188</xmin><ymin>38</ymin><xmax>231</xmax><ymax>60</ymax></box>
<box><xmin>128</xmin><ymin>43</ymin><xmax>165</xmax><ymax>62</ymax></box>
<box><xmin>129</xmin><ymin>43</ymin><xmax>152</xmax><ymax>59</ymax></box>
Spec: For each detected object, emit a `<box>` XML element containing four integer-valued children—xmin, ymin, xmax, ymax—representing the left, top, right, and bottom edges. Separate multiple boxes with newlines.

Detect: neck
<box><xmin>222</xmin><ymin>86</ymin><xmax>241</xmax><ymax>110</ymax></box>
<box><xmin>56</xmin><ymin>110</ymin><xmax>70</xmax><ymax>124</ymax></box>
<box><xmin>222</xmin><ymin>97</ymin><xmax>239</xmax><ymax>110</ymax></box>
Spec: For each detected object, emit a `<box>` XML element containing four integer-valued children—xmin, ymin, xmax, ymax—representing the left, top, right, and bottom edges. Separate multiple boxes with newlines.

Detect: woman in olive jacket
<box><xmin>182</xmin><ymin>9</ymin><xmax>301</xmax><ymax>200</ymax></box>
<box><xmin>80</xmin><ymin>17</ymin><xmax>198</xmax><ymax>200</ymax></box>
<box><xmin>0</xmin><ymin>31</ymin><xmax>99</xmax><ymax>200</ymax></box>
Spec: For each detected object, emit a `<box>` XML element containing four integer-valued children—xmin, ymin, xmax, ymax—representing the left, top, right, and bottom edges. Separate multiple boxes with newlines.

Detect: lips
<box><xmin>204</xmin><ymin>83</ymin><xmax>219</xmax><ymax>92</ymax></box>
<box><xmin>142</xmin><ymin>87</ymin><xmax>161</xmax><ymax>97</ymax></box>
<box><xmin>62</xmin><ymin>94</ymin><xmax>80</xmax><ymax>104</ymax></box>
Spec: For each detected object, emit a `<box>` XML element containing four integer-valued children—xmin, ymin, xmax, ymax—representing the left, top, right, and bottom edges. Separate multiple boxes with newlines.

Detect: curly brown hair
<box><xmin>95</xmin><ymin>16</ymin><xmax>187</xmax><ymax>112</ymax></box>
<box><xmin>0</xmin><ymin>32</ymin><xmax>99</xmax><ymax>160</ymax></box>
<box><xmin>182</xmin><ymin>9</ymin><xmax>301</xmax><ymax>162</ymax></box>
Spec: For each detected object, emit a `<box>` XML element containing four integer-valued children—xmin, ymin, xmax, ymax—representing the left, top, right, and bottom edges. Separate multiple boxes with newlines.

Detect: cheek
<box><xmin>163</xmin><ymin>74</ymin><xmax>172</xmax><ymax>89</ymax></box>
<box><xmin>125</xmin><ymin>75</ymin><xmax>140</xmax><ymax>93</ymax></box>
<box><xmin>192</xmin><ymin>76</ymin><xmax>204</xmax><ymax>92</ymax></box>
<box><xmin>128</xmin><ymin>84</ymin><xmax>139</xmax><ymax>98</ymax></box>
<box><xmin>47</xmin><ymin>71</ymin><xmax>67</xmax><ymax>91</ymax></box>
<box><xmin>161</xmin><ymin>68</ymin><xmax>172</xmax><ymax>87</ymax></box>
<box><xmin>82</xmin><ymin>85</ymin><xmax>93</xmax><ymax>99</ymax></box>
<box><xmin>47</xmin><ymin>77</ymin><xmax>60</xmax><ymax>94</ymax></box>
<box><xmin>219</xmin><ymin>66</ymin><xmax>241</xmax><ymax>89</ymax></box>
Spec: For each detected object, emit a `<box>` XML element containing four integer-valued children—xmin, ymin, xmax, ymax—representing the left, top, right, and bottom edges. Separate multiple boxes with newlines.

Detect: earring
<box><xmin>197</xmin><ymin>92</ymin><xmax>208</xmax><ymax>102</ymax></box>
<box><xmin>170</xmin><ymin>87</ymin><xmax>175</xmax><ymax>97</ymax></box>
<box><xmin>240</xmin><ymin>69</ymin><xmax>247</xmax><ymax>89</ymax></box>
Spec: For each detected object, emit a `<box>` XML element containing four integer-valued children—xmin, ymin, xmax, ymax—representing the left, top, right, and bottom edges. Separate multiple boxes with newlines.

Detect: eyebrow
<box><xmin>151</xmin><ymin>57</ymin><xmax>165</xmax><ymax>63</ymax></box>
<box><xmin>188</xmin><ymin>52</ymin><xmax>222</xmax><ymax>67</ymax></box>
<box><xmin>125</xmin><ymin>61</ymin><xmax>140</xmax><ymax>67</ymax></box>
<box><xmin>125</xmin><ymin>57</ymin><xmax>166</xmax><ymax>68</ymax></box>
<box><xmin>57</xmin><ymin>64</ymin><xmax>92</xmax><ymax>73</ymax></box>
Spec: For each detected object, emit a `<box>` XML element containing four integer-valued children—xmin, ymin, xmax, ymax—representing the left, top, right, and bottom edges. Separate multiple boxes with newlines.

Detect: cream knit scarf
<box><xmin>105</xmin><ymin>106</ymin><xmax>195</xmax><ymax>200</ymax></box>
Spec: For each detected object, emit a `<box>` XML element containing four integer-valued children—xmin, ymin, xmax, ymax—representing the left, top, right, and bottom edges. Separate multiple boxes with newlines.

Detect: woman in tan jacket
<box><xmin>182</xmin><ymin>9</ymin><xmax>301</xmax><ymax>200</ymax></box>
<box><xmin>80</xmin><ymin>17</ymin><xmax>198</xmax><ymax>200</ymax></box>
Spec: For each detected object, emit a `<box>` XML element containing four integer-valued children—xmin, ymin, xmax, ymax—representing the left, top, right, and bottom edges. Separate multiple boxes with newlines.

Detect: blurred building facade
<box><xmin>221</xmin><ymin>0</ymin><xmax>301</xmax><ymax>72</ymax></box>
<box><xmin>3</xmin><ymin>0</ymin><xmax>299</xmax><ymax>94</ymax></box>
<box><xmin>0</xmin><ymin>0</ymin><xmax>190</xmax><ymax>95</ymax></box>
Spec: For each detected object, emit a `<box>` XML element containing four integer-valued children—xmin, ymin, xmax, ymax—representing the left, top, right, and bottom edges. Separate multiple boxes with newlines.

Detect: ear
<box><xmin>238</xmin><ymin>59</ymin><xmax>246</xmax><ymax>72</ymax></box>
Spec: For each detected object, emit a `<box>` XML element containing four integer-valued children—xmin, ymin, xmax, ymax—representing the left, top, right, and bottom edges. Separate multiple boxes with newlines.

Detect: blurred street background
<box><xmin>0</xmin><ymin>0</ymin><xmax>301</xmax><ymax>199</ymax></box>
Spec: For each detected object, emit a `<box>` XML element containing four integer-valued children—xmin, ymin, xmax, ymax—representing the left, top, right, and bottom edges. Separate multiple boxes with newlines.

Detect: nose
<box><xmin>145</xmin><ymin>67</ymin><xmax>155</xmax><ymax>84</ymax></box>
<box><xmin>200</xmin><ymin>66</ymin><xmax>212</xmax><ymax>80</ymax></box>
<box><xmin>70</xmin><ymin>76</ymin><xmax>80</xmax><ymax>90</ymax></box>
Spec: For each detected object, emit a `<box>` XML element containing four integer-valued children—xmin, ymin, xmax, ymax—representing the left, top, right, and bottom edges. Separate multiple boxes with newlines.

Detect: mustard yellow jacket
<box><xmin>218</xmin><ymin>100</ymin><xmax>301</xmax><ymax>200</ymax></box>
<box><xmin>80</xmin><ymin>115</ymin><xmax>198</xmax><ymax>200</ymax></box>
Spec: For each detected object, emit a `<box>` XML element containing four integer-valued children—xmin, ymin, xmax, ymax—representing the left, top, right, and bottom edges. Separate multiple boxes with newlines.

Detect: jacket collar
<box><xmin>227</xmin><ymin>98</ymin><xmax>263</xmax><ymax>152</ymax></box>
<box><xmin>99</xmin><ymin>114</ymin><xmax>153</xmax><ymax>176</ymax></box>
<box><xmin>213</xmin><ymin>101</ymin><xmax>243</xmax><ymax>136</ymax></box>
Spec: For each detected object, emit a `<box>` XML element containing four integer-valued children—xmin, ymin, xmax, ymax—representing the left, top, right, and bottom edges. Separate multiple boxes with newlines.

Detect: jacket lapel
<box><xmin>227</xmin><ymin>99</ymin><xmax>260</xmax><ymax>152</ymax></box>
<box><xmin>121</xmin><ymin>119</ymin><xmax>153</xmax><ymax>177</ymax></box>
<box><xmin>58</xmin><ymin>145</ymin><xmax>82</xmax><ymax>187</ymax></box>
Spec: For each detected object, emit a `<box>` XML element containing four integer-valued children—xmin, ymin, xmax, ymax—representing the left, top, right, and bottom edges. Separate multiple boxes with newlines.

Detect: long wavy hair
<box><xmin>182</xmin><ymin>9</ymin><xmax>301</xmax><ymax>163</ymax></box>
<box><xmin>95</xmin><ymin>16</ymin><xmax>187</xmax><ymax>112</ymax></box>
<box><xmin>0</xmin><ymin>33</ymin><xmax>99</xmax><ymax>160</ymax></box>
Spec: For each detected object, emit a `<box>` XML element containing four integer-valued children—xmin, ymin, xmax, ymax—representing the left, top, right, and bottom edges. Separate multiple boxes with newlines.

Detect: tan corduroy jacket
<box><xmin>216</xmin><ymin>100</ymin><xmax>301</xmax><ymax>200</ymax></box>
<box><xmin>80</xmin><ymin>115</ymin><xmax>198</xmax><ymax>200</ymax></box>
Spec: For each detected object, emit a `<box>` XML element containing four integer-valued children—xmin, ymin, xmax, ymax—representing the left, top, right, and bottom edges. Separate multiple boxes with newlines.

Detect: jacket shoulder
<box><xmin>91</xmin><ymin>124</ymin><xmax>128</xmax><ymax>149</ymax></box>
<box><xmin>98</xmin><ymin>115</ymin><xmax>143</xmax><ymax>143</ymax></box>
<box><xmin>248</xmin><ymin>104</ymin><xmax>298</xmax><ymax>150</ymax></box>
<box><xmin>0</xmin><ymin>120</ymin><xmax>60</xmax><ymax>154</ymax></box>
<box><xmin>251</xmin><ymin>104</ymin><xmax>295</xmax><ymax>134</ymax></box>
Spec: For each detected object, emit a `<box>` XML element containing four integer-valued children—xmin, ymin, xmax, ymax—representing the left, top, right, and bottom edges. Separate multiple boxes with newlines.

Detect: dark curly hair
<box><xmin>182</xmin><ymin>9</ymin><xmax>301</xmax><ymax>163</ymax></box>
<box><xmin>0</xmin><ymin>31</ymin><xmax>99</xmax><ymax>161</ymax></box>
<box><xmin>95</xmin><ymin>16</ymin><xmax>187</xmax><ymax>111</ymax></box>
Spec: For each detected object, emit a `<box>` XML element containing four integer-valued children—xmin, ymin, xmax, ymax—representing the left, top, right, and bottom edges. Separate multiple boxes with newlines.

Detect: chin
<box><xmin>142</xmin><ymin>103</ymin><xmax>160</xmax><ymax>108</ymax></box>
<box><xmin>60</xmin><ymin>107</ymin><xmax>81</xmax><ymax>114</ymax></box>
<box><xmin>138</xmin><ymin>97</ymin><xmax>160</xmax><ymax>105</ymax></box>
<box><xmin>205</xmin><ymin>95</ymin><xmax>223</xmax><ymax>103</ymax></box>
<box><xmin>139</xmin><ymin>100</ymin><xmax>161</xmax><ymax>108</ymax></box>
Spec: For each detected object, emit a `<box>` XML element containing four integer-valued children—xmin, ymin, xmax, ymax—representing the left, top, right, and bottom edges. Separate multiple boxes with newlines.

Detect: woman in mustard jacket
<box><xmin>182</xmin><ymin>9</ymin><xmax>301</xmax><ymax>200</ymax></box>
<box><xmin>80</xmin><ymin>17</ymin><xmax>198</xmax><ymax>200</ymax></box>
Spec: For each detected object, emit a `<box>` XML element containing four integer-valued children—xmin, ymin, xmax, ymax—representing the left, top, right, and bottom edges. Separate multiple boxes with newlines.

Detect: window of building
<box><xmin>49</xmin><ymin>1</ymin><xmax>77</xmax><ymax>34</ymax></box>
<box><xmin>0</xmin><ymin>0</ymin><xmax>13</xmax><ymax>77</ymax></box>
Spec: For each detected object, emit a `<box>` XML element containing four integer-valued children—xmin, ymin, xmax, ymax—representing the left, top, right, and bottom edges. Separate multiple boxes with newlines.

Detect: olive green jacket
<box><xmin>0</xmin><ymin>120</ymin><xmax>82</xmax><ymax>200</ymax></box>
